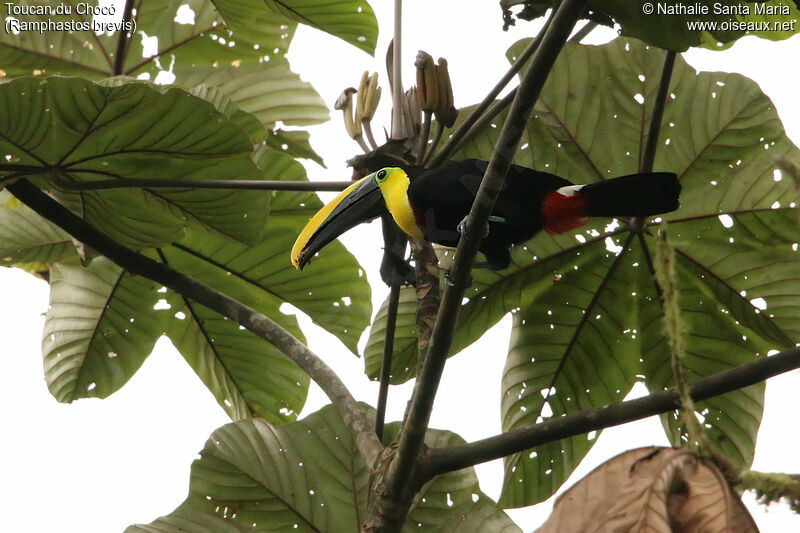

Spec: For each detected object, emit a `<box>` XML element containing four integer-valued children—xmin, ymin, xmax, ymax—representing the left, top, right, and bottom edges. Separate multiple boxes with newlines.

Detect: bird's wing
<box><xmin>443</xmin><ymin>159</ymin><xmax>572</xmax><ymax>226</ymax></box>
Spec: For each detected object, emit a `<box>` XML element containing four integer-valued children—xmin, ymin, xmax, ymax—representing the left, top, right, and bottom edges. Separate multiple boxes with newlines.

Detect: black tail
<box><xmin>582</xmin><ymin>172</ymin><xmax>680</xmax><ymax>217</ymax></box>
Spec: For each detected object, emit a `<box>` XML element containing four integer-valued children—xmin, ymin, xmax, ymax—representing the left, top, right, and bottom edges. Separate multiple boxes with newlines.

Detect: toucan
<box><xmin>291</xmin><ymin>159</ymin><xmax>680</xmax><ymax>271</ymax></box>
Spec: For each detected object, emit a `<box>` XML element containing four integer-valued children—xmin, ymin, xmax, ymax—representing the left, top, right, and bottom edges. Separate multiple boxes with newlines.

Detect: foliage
<box><xmin>502</xmin><ymin>0</ymin><xmax>800</xmax><ymax>51</ymax></box>
<box><xmin>0</xmin><ymin>0</ymin><xmax>798</xmax><ymax>530</ymax></box>
<box><xmin>365</xmin><ymin>38</ymin><xmax>800</xmax><ymax>507</ymax></box>
<box><xmin>127</xmin><ymin>405</ymin><xmax>519</xmax><ymax>532</ymax></box>
<box><xmin>0</xmin><ymin>0</ymin><xmax>373</xmax><ymax>421</ymax></box>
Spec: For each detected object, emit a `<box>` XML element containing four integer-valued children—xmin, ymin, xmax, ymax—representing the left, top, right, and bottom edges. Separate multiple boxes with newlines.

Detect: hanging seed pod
<box><xmin>415</xmin><ymin>51</ymin><xmax>438</xmax><ymax>113</ymax></box>
<box><xmin>434</xmin><ymin>58</ymin><xmax>459</xmax><ymax>128</ymax></box>
<box><xmin>355</xmin><ymin>71</ymin><xmax>369</xmax><ymax>126</ymax></box>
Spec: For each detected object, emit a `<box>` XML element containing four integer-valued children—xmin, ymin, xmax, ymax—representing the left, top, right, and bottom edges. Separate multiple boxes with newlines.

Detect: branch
<box><xmin>364</xmin><ymin>1</ymin><xmax>590</xmax><ymax>529</ymax></box>
<box><xmin>113</xmin><ymin>0</ymin><xmax>136</xmax><ymax>76</ymax></box>
<box><xmin>427</xmin><ymin>12</ymin><xmax>553</xmax><ymax>168</ymax></box>
<box><xmin>5</xmin><ymin>179</ymin><xmax>383</xmax><ymax>467</ymax></box>
<box><xmin>424</xmin><ymin>345</ymin><xmax>800</xmax><ymax>477</ymax></box>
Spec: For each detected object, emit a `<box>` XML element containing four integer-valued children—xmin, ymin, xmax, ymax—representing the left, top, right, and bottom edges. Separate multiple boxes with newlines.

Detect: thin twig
<box><xmin>364</xmin><ymin>2</ymin><xmax>590</xmax><ymax>529</ymax></box>
<box><xmin>427</xmin><ymin>12</ymin><xmax>554</xmax><ymax>168</ymax></box>
<box><xmin>6</xmin><ymin>179</ymin><xmax>383</xmax><ymax>468</ymax></box>
<box><xmin>113</xmin><ymin>0</ymin><xmax>136</xmax><ymax>76</ymax></box>
<box><xmin>424</xmin><ymin>345</ymin><xmax>800</xmax><ymax>477</ymax></box>
<box><xmin>375</xmin><ymin>283</ymin><xmax>401</xmax><ymax>441</ymax></box>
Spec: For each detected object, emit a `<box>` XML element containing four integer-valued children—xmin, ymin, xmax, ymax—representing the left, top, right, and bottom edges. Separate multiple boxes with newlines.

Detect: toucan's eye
<box><xmin>375</xmin><ymin>169</ymin><xmax>387</xmax><ymax>182</ymax></box>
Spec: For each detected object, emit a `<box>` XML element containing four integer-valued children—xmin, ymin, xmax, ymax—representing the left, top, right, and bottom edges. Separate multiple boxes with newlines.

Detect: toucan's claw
<box><xmin>444</xmin><ymin>268</ymin><xmax>473</xmax><ymax>289</ymax></box>
<box><xmin>456</xmin><ymin>217</ymin><xmax>467</xmax><ymax>237</ymax></box>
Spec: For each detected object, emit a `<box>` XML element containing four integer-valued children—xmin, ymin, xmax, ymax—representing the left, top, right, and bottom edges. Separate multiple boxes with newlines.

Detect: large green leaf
<box><xmin>127</xmin><ymin>404</ymin><xmax>520</xmax><ymax>532</ymax></box>
<box><xmin>242</xmin><ymin>0</ymin><xmax>379</xmax><ymax>54</ymax></box>
<box><xmin>0</xmin><ymin>0</ymin><xmax>293</xmax><ymax>78</ymax></box>
<box><xmin>495</xmin><ymin>40</ymin><xmax>797</xmax><ymax>508</ymax></box>
<box><xmin>39</xmin><ymin>238</ymin><xmax>311</xmax><ymax>421</ymax></box>
<box><xmin>267</xmin><ymin>129</ymin><xmax>326</xmax><ymax>167</ymax></box>
<box><xmin>0</xmin><ymin>190</ymin><xmax>77</xmax><ymax>269</ymax></box>
<box><xmin>42</xmin><ymin>258</ymin><xmax>168</xmax><ymax>402</ymax></box>
<box><xmin>168</xmin><ymin>221</ymin><xmax>370</xmax><ymax>357</ymax></box>
<box><xmin>253</xmin><ymin>145</ymin><xmax>372</xmax><ymax>353</ymax></box>
<box><xmin>178</xmin><ymin>60</ymin><xmax>329</xmax><ymax>128</ymax></box>
<box><xmin>36</xmin><ymin>144</ymin><xmax>368</xmax><ymax>419</ymax></box>
<box><xmin>505</xmin><ymin>0</ymin><xmax>799</xmax><ymax>51</ymax></box>
<box><xmin>0</xmin><ymin>77</ymin><xmax>268</xmax><ymax>247</ymax></box>
<box><xmin>499</xmin><ymin>236</ymin><xmax>643</xmax><ymax>507</ymax></box>
<box><xmin>161</xmin><ymin>242</ymin><xmax>310</xmax><ymax>423</ymax></box>
<box><xmin>124</xmin><ymin>0</ymin><xmax>329</xmax><ymax>132</ymax></box>
<box><xmin>0</xmin><ymin>0</ymin><xmax>113</xmax><ymax>77</ymax></box>
<box><xmin>0</xmin><ymin>0</ymin><xmax>328</xmax><ymax>133</ymax></box>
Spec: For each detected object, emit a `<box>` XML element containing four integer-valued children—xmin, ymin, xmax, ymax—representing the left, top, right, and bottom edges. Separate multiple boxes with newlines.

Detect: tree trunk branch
<box><xmin>364</xmin><ymin>1</ymin><xmax>590</xmax><ymax>529</ymax></box>
<box><xmin>424</xmin><ymin>345</ymin><xmax>800</xmax><ymax>477</ymax></box>
<box><xmin>6</xmin><ymin>179</ymin><xmax>383</xmax><ymax>468</ymax></box>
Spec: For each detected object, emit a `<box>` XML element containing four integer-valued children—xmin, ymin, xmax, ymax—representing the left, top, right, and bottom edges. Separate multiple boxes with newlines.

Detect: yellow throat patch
<box><xmin>377</xmin><ymin>168</ymin><xmax>424</xmax><ymax>239</ymax></box>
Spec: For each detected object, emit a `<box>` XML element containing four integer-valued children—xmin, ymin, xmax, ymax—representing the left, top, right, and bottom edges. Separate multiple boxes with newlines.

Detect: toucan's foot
<box><xmin>456</xmin><ymin>216</ymin><xmax>470</xmax><ymax>238</ymax></box>
<box><xmin>457</xmin><ymin>215</ymin><xmax>506</xmax><ymax>241</ymax></box>
<box><xmin>444</xmin><ymin>268</ymin><xmax>473</xmax><ymax>289</ymax></box>
<box><xmin>380</xmin><ymin>251</ymin><xmax>416</xmax><ymax>287</ymax></box>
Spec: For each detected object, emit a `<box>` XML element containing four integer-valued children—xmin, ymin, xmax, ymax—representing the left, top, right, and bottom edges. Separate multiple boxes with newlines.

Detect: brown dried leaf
<box><xmin>536</xmin><ymin>447</ymin><xmax>759</xmax><ymax>533</ymax></box>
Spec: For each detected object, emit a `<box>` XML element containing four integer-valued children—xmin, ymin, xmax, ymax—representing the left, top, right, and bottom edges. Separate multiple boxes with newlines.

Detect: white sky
<box><xmin>2</xmin><ymin>2</ymin><xmax>800</xmax><ymax>531</ymax></box>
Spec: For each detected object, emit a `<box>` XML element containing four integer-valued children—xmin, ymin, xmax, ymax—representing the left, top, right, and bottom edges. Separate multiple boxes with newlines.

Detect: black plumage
<box><xmin>407</xmin><ymin>159</ymin><xmax>680</xmax><ymax>269</ymax></box>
